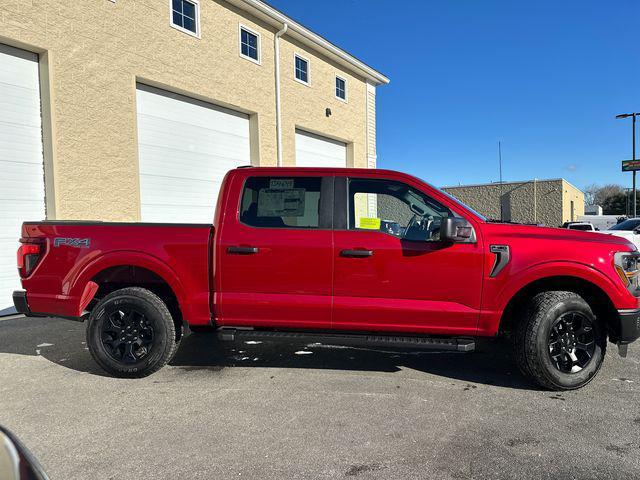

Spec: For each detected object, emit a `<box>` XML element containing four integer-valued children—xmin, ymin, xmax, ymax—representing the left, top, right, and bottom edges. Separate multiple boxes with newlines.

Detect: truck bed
<box><xmin>18</xmin><ymin>221</ymin><xmax>212</xmax><ymax>324</ymax></box>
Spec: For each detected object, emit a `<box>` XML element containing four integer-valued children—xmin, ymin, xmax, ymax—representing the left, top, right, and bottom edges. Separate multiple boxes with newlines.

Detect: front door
<box><xmin>332</xmin><ymin>176</ymin><xmax>484</xmax><ymax>336</ymax></box>
<box><xmin>217</xmin><ymin>173</ymin><xmax>334</xmax><ymax>329</ymax></box>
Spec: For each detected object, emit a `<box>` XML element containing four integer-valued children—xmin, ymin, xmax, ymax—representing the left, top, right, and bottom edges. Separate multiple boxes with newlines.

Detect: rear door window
<box><xmin>240</xmin><ymin>177</ymin><xmax>324</xmax><ymax>229</ymax></box>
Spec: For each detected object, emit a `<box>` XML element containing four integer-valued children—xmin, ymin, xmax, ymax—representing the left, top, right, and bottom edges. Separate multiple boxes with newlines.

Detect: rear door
<box><xmin>216</xmin><ymin>172</ymin><xmax>334</xmax><ymax>329</ymax></box>
<box><xmin>332</xmin><ymin>175</ymin><xmax>484</xmax><ymax>336</ymax></box>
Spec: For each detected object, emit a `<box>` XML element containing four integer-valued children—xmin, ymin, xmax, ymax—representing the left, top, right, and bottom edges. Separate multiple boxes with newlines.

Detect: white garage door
<box><xmin>295</xmin><ymin>129</ymin><xmax>347</xmax><ymax>168</ymax></box>
<box><xmin>0</xmin><ymin>44</ymin><xmax>45</xmax><ymax>312</ymax></box>
<box><xmin>136</xmin><ymin>84</ymin><xmax>250</xmax><ymax>223</ymax></box>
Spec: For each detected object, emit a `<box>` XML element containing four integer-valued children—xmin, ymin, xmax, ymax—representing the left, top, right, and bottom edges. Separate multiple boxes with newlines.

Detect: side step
<box><xmin>217</xmin><ymin>328</ymin><xmax>475</xmax><ymax>352</ymax></box>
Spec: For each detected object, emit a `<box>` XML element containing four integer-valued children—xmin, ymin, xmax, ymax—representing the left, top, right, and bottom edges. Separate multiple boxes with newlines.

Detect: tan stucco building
<box><xmin>0</xmin><ymin>0</ymin><xmax>388</xmax><ymax>221</ymax></box>
<box><xmin>443</xmin><ymin>179</ymin><xmax>585</xmax><ymax>227</ymax></box>
<box><xmin>0</xmin><ymin>0</ymin><xmax>388</xmax><ymax>308</ymax></box>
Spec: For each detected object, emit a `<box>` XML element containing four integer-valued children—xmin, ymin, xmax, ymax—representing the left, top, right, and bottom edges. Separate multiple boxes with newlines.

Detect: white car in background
<box><xmin>561</xmin><ymin>221</ymin><xmax>597</xmax><ymax>231</ymax></box>
<box><xmin>601</xmin><ymin>218</ymin><xmax>640</xmax><ymax>249</ymax></box>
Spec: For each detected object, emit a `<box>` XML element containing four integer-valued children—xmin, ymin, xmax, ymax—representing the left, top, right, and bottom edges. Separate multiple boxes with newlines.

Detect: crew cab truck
<box><xmin>13</xmin><ymin>167</ymin><xmax>640</xmax><ymax>390</ymax></box>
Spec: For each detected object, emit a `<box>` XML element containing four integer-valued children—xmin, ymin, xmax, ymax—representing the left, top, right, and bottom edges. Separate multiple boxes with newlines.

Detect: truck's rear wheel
<box><xmin>514</xmin><ymin>291</ymin><xmax>606</xmax><ymax>390</ymax></box>
<box><xmin>86</xmin><ymin>287</ymin><xmax>177</xmax><ymax>378</ymax></box>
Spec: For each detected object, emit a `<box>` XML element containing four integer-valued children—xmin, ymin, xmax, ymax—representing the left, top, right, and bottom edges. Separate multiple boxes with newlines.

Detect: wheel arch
<box><xmin>72</xmin><ymin>252</ymin><xmax>188</xmax><ymax>338</ymax></box>
<box><xmin>499</xmin><ymin>275</ymin><xmax>618</xmax><ymax>338</ymax></box>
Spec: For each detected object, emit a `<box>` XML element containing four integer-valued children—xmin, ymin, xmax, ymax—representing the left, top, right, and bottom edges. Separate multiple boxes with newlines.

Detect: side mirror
<box><xmin>440</xmin><ymin>217</ymin><xmax>476</xmax><ymax>243</ymax></box>
<box><xmin>0</xmin><ymin>426</ymin><xmax>49</xmax><ymax>480</ymax></box>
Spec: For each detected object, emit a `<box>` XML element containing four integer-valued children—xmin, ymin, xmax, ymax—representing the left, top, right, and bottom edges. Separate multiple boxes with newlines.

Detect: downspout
<box><xmin>274</xmin><ymin>23</ymin><xmax>288</xmax><ymax>167</ymax></box>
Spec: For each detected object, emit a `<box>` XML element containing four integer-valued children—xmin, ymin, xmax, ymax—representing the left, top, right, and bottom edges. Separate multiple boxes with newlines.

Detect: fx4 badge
<box><xmin>54</xmin><ymin>237</ymin><xmax>90</xmax><ymax>248</ymax></box>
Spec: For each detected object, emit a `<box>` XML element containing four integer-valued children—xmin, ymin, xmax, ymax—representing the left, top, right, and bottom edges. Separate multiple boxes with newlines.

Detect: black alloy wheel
<box><xmin>101</xmin><ymin>307</ymin><xmax>155</xmax><ymax>364</ymax></box>
<box><xmin>547</xmin><ymin>311</ymin><xmax>596</xmax><ymax>374</ymax></box>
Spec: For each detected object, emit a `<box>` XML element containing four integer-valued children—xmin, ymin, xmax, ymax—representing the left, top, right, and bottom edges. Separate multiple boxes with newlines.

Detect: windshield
<box><xmin>429</xmin><ymin>183</ymin><xmax>488</xmax><ymax>221</ymax></box>
<box><xmin>609</xmin><ymin>219</ymin><xmax>640</xmax><ymax>231</ymax></box>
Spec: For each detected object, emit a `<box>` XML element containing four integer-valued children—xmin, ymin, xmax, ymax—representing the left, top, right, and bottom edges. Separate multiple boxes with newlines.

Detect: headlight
<box><xmin>614</xmin><ymin>251</ymin><xmax>640</xmax><ymax>291</ymax></box>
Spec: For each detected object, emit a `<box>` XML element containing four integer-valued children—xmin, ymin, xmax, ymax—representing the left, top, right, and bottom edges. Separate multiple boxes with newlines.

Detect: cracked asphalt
<box><xmin>1</xmin><ymin>315</ymin><xmax>639</xmax><ymax>479</ymax></box>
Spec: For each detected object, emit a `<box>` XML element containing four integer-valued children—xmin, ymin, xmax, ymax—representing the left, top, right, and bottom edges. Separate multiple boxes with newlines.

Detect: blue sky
<box><xmin>268</xmin><ymin>0</ymin><xmax>639</xmax><ymax>189</ymax></box>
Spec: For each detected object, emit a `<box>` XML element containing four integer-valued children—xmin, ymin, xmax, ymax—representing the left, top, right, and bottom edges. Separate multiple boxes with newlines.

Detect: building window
<box><xmin>171</xmin><ymin>0</ymin><xmax>199</xmax><ymax>37</ymax></box>
<box><xmin>335</xmin><ymin>76</ymin><xmax>347</xmax><ymax>101</ymax></box>
<box><xmin>239</xmin><ymin>25</ymin><xmax>260</xmax><ymax>63</ymax></box>
<box><xmin>294</xmin><ymin>54</ymin><xmax>309</xmax><ymax>85</ymax></box>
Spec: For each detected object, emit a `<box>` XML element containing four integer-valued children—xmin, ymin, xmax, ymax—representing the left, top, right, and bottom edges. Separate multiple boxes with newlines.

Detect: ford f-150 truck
<box><xmin>13</xmin><ymin>167</ymin><xmax>640</xmax><ymax>390</ymax></box>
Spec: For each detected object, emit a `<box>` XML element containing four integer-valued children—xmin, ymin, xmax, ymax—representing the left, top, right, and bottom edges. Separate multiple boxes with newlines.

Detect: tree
<box><xmin>601</xmin><ymin>191</ymin><xmax>627</xmax><ymax>215</ymax></box>
<box><xmin>593</xmin><ymin>184</ymin><xmax>624</xmax><ymax>206</ymax></box>
<box><xmin>583</xmin><ymin>184</ymin><xmax>631</xmax><ymax>215</ymax></box>
<box><xmin>584</xmin><ymin>183</ymin><xmax>599</xmax><ymax>206</ymax></box>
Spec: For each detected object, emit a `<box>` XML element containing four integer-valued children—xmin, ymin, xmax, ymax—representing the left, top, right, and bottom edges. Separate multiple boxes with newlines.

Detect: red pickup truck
<box><xmin>13</xmin><ymin>167</ymin><xmax>640</xmax><ymax>390</ymax></box>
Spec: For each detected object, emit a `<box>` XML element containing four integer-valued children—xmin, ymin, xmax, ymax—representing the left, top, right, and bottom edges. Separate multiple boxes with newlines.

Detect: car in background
<box><xmin>561</xmin><ymin>221</ymin><xmax>597</xmax><ymax>231</ymax></box>
<box><xmin>601</xmin><ymin>218</ymin><xmax>640</xmax><ymax>250</ymax></box>
<box><xmin>577</xmin><ymin>215</ymin><xmax>625</xmax><ymax>231</ymax></box>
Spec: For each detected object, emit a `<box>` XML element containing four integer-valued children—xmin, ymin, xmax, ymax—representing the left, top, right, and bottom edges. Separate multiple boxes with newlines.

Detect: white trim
<box><xmin>274</xmin><ymin>23</ymin><xmax>288</xmax><ymax>166</ymax></box>
<box><xmin>335</xmin><ymin>75</ymin><xmax>347</xmax><ymax>103</ymax></box>
<box><xmin>293</xmin><ymin>52</ymin><xmax>310</xmax><ymax>86</ymax></box>
<box><xmin>238</xmin><ymin>23</ymin><xmax>261</xmax><ymax>65</ymax></box>
<box><xmin>366</xmin><ymin>80</ymin><xmax>376</xmax><ymax>95</ymax></box>
<box><xmin>169</xmin><ymin>0</ymin><xmax>201</xmax><ymax>39</ymax></box>
<box><xmin>224</xmin><ymin>0</ymin><xmax>389</xmax><ymax>85</ymax></box>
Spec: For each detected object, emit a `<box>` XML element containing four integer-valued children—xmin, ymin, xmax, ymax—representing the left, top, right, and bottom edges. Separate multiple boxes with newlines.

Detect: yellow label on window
<box><xmin>359</xmin><ymin>217</ymin><xmax>381</xmax><ymax>230</ymax></box>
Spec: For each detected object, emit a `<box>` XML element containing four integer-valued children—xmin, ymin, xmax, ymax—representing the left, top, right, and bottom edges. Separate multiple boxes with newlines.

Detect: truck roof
<box><xmin>233</xmin><ymin>166</ymin><xmax>407</xmax><ymax>177</ymax></box>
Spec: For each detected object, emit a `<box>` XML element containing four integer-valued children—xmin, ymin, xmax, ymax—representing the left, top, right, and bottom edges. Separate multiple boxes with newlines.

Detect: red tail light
<box><xmin>17</xmin><ymin>241</ymin><xmax>42</xmax><ymax>277</ymax></box>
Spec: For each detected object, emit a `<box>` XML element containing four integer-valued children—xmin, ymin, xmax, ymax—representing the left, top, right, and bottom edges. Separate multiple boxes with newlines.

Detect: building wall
<box><xmin>561</xmin><ymin>180</ymin><xmax>585</xmax><ymax>223</ymax></box>
<box><xmin>279</xmin><ymin>36</ymin><xmax>368</xmax><ymax>168</ymax></box>
<box><xmin>444</xmin><ymin>179</ymin><xmax>584</xmax><ymax>227</ymax></box>
<box><xmin>0</xmin><ymin>0</ymin><xmax>374</xmax><ymax>221</ymax></box>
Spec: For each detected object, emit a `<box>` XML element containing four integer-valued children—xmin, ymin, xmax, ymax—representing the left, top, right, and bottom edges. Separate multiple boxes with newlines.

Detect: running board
<box><xmin>217</xmin><ymin>328</ymin><xmax>475</xmax><ymax>352</ymax></box>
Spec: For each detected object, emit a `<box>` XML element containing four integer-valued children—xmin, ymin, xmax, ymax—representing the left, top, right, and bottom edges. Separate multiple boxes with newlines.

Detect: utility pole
<box><xmin>498</xmin><ymin>141</ymin><xmax>503</xmax><ymax>221</ymax></box>
<box><xmin>617</xmin><ymin>113</ymin><xmax>639</xmax><ymax>217</ymax></box>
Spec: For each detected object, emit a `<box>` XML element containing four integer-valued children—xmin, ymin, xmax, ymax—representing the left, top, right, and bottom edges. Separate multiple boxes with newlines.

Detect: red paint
<box><xmin>16</xmin><ymin>167</ymin><xmax>640</xmax><ymax>337</ymax></box>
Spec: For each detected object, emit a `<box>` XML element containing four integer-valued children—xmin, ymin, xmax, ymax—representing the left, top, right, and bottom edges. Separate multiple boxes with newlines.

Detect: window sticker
<box><xmin>269</xmin><ymin>179</ymin><xmax>294</xmax><ymax>190</ymax></box>
<box><xmin>359</xmin><ymin>217</ymin><xmax>381</xmax><ymax>230</ymax></box>
<box><xmin>258</xmin><ymin>188</ymin><xmax>306</xmax><ymax>217</ymax></box>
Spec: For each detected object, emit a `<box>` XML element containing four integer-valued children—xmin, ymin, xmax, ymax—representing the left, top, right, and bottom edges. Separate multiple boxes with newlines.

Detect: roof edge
<box><xmin>229</xmin><ymin>0</ymin><xmax>390</xmax><ymax>85</ymax></box>
<box><xmin>442</xmin><ymin>178</ymin><xmax>584</xmax><ymax>193</ymax></box>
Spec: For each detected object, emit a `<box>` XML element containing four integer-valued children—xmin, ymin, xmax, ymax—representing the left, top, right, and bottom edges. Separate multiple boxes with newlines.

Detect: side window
<box><xmin>240</xmin><ymin>177</ymin><xmax>322</xmax><ymax>229</ymax></box>
<box><xmin>348</xmin><ymin>178</ymin><xmax>452</xmax><ymax>241</ymax></box>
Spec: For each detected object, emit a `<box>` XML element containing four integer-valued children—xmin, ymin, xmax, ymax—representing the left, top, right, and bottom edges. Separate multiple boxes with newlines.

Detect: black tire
<box><xmin>514</xmin><ymin>290</ymin><xmax>606</xmax><ymax>391</ymax></box>
<box><xmin>86</xmin><ymin>287</ymin><xmax>177</xmax><ymax>378</ymax></box>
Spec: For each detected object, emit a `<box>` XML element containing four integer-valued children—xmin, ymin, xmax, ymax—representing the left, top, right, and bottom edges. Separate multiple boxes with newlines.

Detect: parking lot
<box><xmin>1</xmin><ymin>315</ymin><xmax>639</xmax><ymax>479</ymax></box>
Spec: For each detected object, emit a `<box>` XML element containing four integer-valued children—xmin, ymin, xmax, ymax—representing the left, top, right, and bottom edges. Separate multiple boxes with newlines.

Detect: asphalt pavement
<box><xmin>1</xmin><ymin>315</ymin><xmax>639</xmax><ymax>479</ymax></box>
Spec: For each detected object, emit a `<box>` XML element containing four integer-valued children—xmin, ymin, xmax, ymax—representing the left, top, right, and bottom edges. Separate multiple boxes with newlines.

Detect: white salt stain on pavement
<box><xmin>613</xmin><ymin>378</ymin><xmax>634</xmax><ymax>383</ymax></box>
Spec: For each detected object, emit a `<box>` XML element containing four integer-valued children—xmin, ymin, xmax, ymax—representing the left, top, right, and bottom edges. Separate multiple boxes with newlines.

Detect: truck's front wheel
<box><xmin>86</xmin><ymin>287</ymin><xmax>177</xmax><ymax>378</ymax></box>
<box><xmin>514</xmin><ymin>291</ymin><xmax>606</xmax><ymax>390</ymax></box>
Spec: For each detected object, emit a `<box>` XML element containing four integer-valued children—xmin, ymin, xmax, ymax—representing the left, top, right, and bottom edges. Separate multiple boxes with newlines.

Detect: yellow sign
<box><xmin>359</xmin><ymin>217</ymin><xmax>381</xmax><ymax>230</ymax></box>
